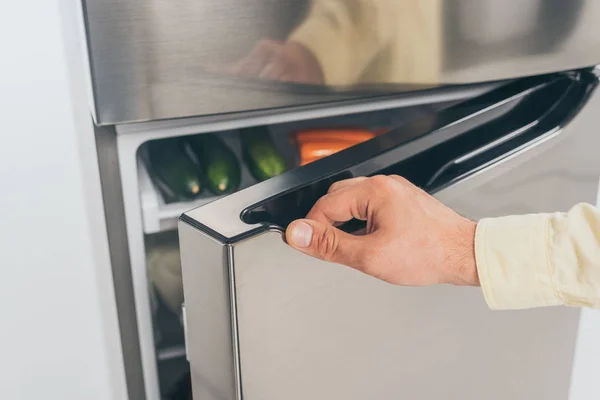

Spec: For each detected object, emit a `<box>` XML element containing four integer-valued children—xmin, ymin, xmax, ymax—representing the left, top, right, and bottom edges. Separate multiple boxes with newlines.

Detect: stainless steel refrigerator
<box><xmin>81</xmin><ymin>1</ymin><xmax>600</xmax><ymax>399</ymax></box>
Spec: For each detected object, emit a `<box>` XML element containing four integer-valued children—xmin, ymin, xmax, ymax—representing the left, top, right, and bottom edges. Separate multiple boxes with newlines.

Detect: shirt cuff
<box><xmin>475</xmin><ymin>214</ymin><xmax>561</xmax><ymax>310</ymax></box>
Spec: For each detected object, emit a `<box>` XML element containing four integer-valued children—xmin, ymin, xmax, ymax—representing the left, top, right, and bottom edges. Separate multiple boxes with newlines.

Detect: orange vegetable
<box><xmin>299</xmin><ymin>141</ymin><xmax>354</xmax><ymax>160</ymax></box>
<box><xmin>294</xmin><ymin>128</ymin><xmax>388</xmax><ymax>167</ymax></box>
<box><xmin>294</xmin><ymin>129</ymin><xmax>376</xmax><ymax>145</ymax></box>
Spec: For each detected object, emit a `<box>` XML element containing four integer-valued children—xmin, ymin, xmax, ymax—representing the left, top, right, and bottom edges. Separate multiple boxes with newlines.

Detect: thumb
<box><xmin>286</xmin><ymin>219</ymin><xmax>365</xmax><ymax>266</ymax></box>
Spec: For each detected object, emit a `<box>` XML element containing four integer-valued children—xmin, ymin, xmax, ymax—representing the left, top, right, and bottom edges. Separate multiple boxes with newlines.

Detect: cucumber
<box><xmin>240</xmin><ymin>127</ymin><xmax>287</xmax><ymax>182</ymax></box>
<box><xmin>186</xmin><ymin>134</ymin><xmax>241</xmax><ymax>195</ymax></box>
<box><xmin>146</xmin><ymin>138</ymin><xmax>203</xmax><ymax>202</ymax></box>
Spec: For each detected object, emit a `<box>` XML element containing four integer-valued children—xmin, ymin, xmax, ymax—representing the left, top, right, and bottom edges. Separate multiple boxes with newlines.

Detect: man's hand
<box><xmin>286</xmin><ymin>175</ymin><xmax>479</xmax><ymax>286</ymax></box>
<box><xmin>227</xmin><ymin>40</ymin><xmax>324</xmax><ymax>85</ymax></box>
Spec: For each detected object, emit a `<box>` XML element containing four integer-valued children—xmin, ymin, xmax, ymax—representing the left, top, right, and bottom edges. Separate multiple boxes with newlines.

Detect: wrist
<box><xmin>447</xmin><ymin>219</ymin><xmax>479</xmax><ymax>286</ymax></box>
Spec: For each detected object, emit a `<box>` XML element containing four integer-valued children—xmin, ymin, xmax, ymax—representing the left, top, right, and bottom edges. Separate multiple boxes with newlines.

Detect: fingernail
<box><xmin>290</xmin><ymin>221</ymin><xmax>313</xmax><ymax>248</ymax></box>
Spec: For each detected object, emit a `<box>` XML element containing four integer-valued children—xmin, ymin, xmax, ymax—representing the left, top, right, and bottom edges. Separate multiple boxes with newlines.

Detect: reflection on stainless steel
<box><xmin>178</xmin><ymin>73</ymin><xmax>600</xmax><ymax>399</ymax></box>
<box><xmin>228</xmin><ymin>1</ymin><xmax>442</xmax><ymax>86</ymax></box>
<box><xmin>83</xmin><ymin>0</ymin><xmax>600</xmax><ymax>124</ymax></box>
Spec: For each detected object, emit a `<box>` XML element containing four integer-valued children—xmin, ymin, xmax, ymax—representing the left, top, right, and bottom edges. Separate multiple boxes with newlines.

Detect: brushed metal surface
<box><xmin>178</xmin><ymin>222</ymin><xmax>237</xmax><ymax>400</ymax></box>
<box><xmin>94</xmin><ymin>125</ymin><xmax>146</xmax><ymax>400</ymax></box>
<box><xmin>83</xmin><ymin>0</ymin><xmax>600</xmax><ymax>124</ymax></box>
<box><xmin>232</xmin><ymin>232</ymin><xmax>576</xmax><ymax>400</ymax></box>
<box><xmin>179</xmin><ymin>76</ymin><xmax>600</xmax><ymax>398</ymax></box>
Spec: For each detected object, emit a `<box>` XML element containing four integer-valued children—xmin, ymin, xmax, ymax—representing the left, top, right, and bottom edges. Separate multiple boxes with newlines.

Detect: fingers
<box><xmin>388</xmin><ymin>174</ymin><xmax>409</xmax><ymax>184</ymax></box>
<box><xmin>285</xmin><ymin>175</ymin><xmax>425</xmax><ymax>280</ymax></box>
<box><xmin>286</xmin><ymin>219</ymin><xmax>368</xmax><ymax>267</ymax></box>
<box><xmin>309</xmin><ymin>175</ymin><xmax>417</xmax><ymax>227</ymax></box>
<box><xmin>307</xmin><ymin>181</ymin><xmax>376</xmax><ymax>225</ymax></box>
<box><xmin>327</xmin><ymin>175</ymin><xmax>412</xmax><ymax>195</ymax></box>
<box><xmin>388</xmin><ymin>174</ymin><xmax>428</xmax><ymax>197</ymax></box>
<box><xmin>327</xmin><ymin>176</ymin><xmax>368</xmax><ymax>194</ymax></box>
<box><xmin>323</xmin><ymin>178</ymin><xmax>370</xmax><ymax>227</ymax></box>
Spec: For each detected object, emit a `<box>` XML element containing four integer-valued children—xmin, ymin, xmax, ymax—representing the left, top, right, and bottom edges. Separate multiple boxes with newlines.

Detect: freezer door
<box><xmin>84</xmin><ymin>0</ymin><xmax>600</xmax><ymax>124</ymax></box>
<box><xmin>179</xmin><ymin>70</ymin><xmax>600</xmax><ymax>400</ymax></box>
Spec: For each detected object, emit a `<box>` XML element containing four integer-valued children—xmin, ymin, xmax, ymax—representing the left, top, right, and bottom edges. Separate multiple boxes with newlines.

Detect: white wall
<box><xmin>570</xmin><ymin>309</ymin><xmax>600</xmax><ymax>400</ymax></box>
<box><xmin>569</xmin><ymin>183</ymin><xmax>600</xmax><ymax>400</ymax></box>
<box><xmin>0</xmin><ymin>1</ymin><xmax>127</xmax><ymax>399</ymax></box>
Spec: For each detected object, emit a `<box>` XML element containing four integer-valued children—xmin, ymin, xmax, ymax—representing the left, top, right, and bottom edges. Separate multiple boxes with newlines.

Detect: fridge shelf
<box><xmin>139</xmin><ymin>158</ymin><xmax>229</xmax><ymax>234</ymax></box>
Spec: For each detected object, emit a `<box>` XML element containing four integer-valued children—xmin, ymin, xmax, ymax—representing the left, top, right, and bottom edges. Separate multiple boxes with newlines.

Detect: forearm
<box><xmin>476</xmin><ymin>203</ymin><xmax>600</xmax><ymax>310</ymax></box>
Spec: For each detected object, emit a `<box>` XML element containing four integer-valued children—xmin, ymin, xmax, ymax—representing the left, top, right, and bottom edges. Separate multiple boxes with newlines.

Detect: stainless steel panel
<box><xmin>178</xmin><ymin>223</ymin><xmax>238</xmax><ymax>400</ymax></box>
<box><xmin>83</xmin><ymin>0</ymin><xmax>600</xmax><ymax>124</ymax></box>
<box><xmin>231</xmin><ymin>231</ymin><xmax>577</xmax><ymax>400</ymax></box>
<box><xmin>94</xmin><ymin>125</ymin><xmax>146</xmax><ymax>400</ymax></box>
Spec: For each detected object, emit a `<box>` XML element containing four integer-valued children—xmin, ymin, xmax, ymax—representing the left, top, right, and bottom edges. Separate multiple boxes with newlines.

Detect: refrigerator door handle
<box><xmin>181</xmin><ymin>71</ymin><xmax>597</xmax><ymax>241</ymax></box>
<box><xmin>238</xmin><ymin>71</ymin><xmax>596</xmax><ymax>235</ymax></box>
<box><xmin>425</xmin><ymin>72</ymin><xmax>597</xmax><ymax>192</ymax></box>
<box><xmin>425</xmin><ymin>120</ymin><xmax>538</xmax><ymax>188</ymax></box>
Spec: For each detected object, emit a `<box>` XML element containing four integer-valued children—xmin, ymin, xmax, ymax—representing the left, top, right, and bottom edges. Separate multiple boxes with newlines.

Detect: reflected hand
<box><xmin>286</xmin><ymin>175</ymin><xmax>479</xmax><ymax>286</ymax></box>
<box><xmin>228</xmin><ymin>40</ymin><xmax>324</xmax><ymax>84</ymax></box>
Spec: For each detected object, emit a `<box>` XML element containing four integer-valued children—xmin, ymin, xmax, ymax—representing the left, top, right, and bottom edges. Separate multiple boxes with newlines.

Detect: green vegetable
<box><xmin>240</xmin><ymin>127</ymin><xmax>287</xmax><ymax>182</ymax></box>
<box><xmin>186</xmin><ymin>134</ymin><xmax>241</xmax><ymax>195</ymax></box>
<box><xmin>146</xmin><ymin>138</ymin><xmax>203</xmax><ymax>202</ymax></box>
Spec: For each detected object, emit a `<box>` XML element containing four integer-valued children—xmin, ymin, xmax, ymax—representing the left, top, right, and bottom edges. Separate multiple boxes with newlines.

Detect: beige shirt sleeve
<box><xmin>476</xmin><ymin>203</ymin><xmax>600</xmax><ymax>310</ymax></box>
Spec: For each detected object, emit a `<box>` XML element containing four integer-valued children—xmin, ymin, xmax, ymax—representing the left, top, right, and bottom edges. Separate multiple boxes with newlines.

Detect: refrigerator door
<box><xmin>83</xmin><ymin>0</ymin><xmax>600</xmax><ymax>124</ymax></box>
<box><xmin>179</xmin><ymin>70</ymin><xmax>600</xmax><ymax>400</ymax></box>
